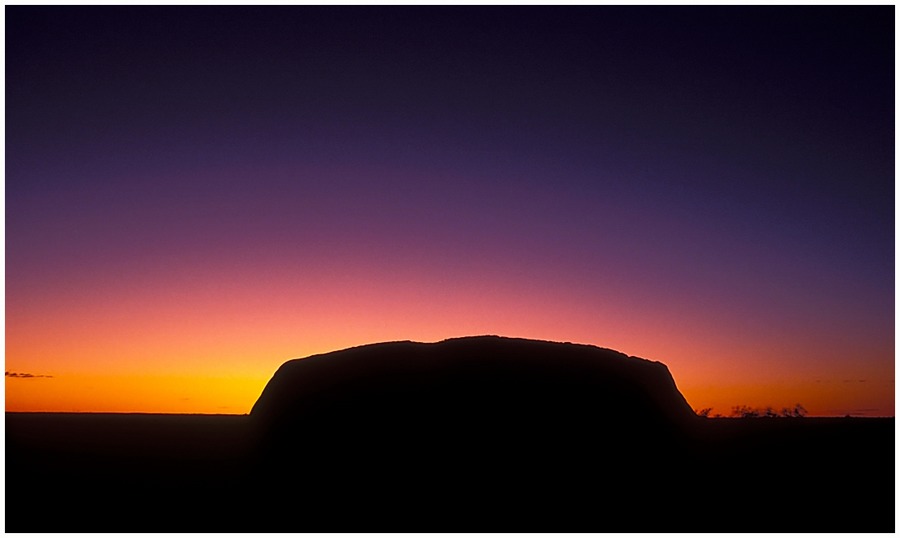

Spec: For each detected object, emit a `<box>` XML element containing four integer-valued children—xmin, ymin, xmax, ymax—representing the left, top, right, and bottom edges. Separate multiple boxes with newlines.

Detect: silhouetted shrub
<box><xmin>731</xmin><ymin>405</ymin><xmax>759</xmax><ymax>418</ymax></box>
<box><xmin>780</xmin><ymin>404</ymin><xmax>807</xmax><ymax>418</ymax></box>
<box><xmin>731</xmin><ymin>404</ymin><xmax>807</xmax><ymax>418</ymax></box>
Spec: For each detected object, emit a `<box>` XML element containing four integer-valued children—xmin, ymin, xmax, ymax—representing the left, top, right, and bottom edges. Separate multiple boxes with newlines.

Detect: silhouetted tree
<box><xmin>731</xmin><ymin>404</ymin><xmax>808</xmax><ymax>418</ymax></box>
<box><xmin>731</xmin><ymin>405</ymin><xmax>759</xmax><ymax>418</ymax></box>
<box><xmin>779</xmin><ymin>404</ymin><xmax>807</xmax><ymax>417</ymax></box>
<box><xmin>695</xmin><ymin>407</ymin><xmax>713</xmax><ymax>418</ymax></box>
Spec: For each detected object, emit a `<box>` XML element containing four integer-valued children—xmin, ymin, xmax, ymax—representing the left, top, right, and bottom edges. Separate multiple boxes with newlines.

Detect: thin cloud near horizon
<box><xmin>6</xmin><ymin>371</ymin><xmax>54</xmax><ymax>379</ymax></box>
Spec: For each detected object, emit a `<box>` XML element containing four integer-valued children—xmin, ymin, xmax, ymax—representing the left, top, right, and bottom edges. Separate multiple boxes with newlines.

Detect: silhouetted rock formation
<box><xmin>245</xmin><ymin>336</ymin><xmax>703</xmax><ymax>529</ymax></box>
<box><xmin>252</xmin><ymin>335</ymin><xmax>697</xmax><ymax>432</ymax></box>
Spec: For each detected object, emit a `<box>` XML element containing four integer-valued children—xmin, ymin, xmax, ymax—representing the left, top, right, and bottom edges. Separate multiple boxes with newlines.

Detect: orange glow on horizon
<box><xmin>5</xmin><ymin>372</ymin><xmax>268</xmax><ymax>414</ymax></box>
<box><xmin>5</xmin><ymin>251</ymin><xmax>894</xmax><ymax>417</ymax></box>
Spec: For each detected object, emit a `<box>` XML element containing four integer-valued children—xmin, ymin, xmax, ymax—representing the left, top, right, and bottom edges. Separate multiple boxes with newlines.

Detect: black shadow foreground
<box><xmin>5</xmin><ymin>336</ymin><xmax>894</xmax><ymax>531</ymax></box>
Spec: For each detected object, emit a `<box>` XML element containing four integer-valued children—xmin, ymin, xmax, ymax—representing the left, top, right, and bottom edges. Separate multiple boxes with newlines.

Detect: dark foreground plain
<box><xmin>6</xmin><ymin>337</ymin><xmax>895</xmax><ymax>531</ymax></box>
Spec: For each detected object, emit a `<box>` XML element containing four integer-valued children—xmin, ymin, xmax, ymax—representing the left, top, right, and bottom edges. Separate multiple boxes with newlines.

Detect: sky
<box><xmin>5</xmin><ymin>6</ymin><xmax>894</xmax><ymax>416</ymax></box>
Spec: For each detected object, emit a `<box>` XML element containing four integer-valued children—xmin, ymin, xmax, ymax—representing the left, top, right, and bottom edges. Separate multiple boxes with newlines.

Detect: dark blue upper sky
<box><xmin>10</xmin><ymin>6</ymin><xmax>894</xmax><ymax>309</ymax></box>
<box><xmin>8</xmin><ymin>7</ymin><xmax>893</xmax><ymax>231</ymax></box>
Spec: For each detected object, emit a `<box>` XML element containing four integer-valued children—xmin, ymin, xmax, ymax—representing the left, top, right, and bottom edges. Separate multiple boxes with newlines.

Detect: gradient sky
<box><xmin>6</xmin><ymin>6</ymin><xmax>894</xmax><ymax>416</ymax></box>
